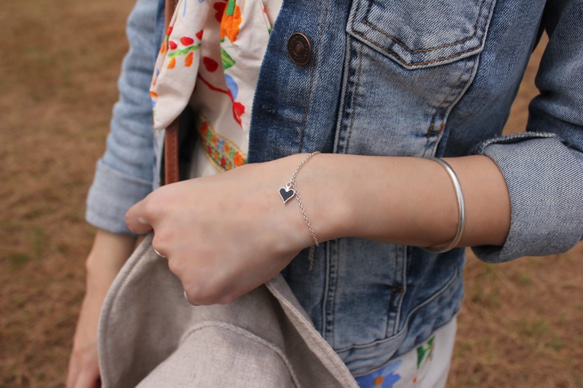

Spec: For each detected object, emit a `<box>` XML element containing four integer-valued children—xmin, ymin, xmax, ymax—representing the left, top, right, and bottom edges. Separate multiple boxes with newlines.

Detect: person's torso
<box><xmin>151</xmin><ymin>0</ymin><xmax>546</xmax><ymax>374</ymax></box>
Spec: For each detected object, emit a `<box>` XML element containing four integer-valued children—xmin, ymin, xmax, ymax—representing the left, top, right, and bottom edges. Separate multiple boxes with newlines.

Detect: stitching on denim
<box><xmin>426</xmin><ymin>55</ymin><xmax>472</xmax><ymax>138</ymax></box>
<box><xmin>422</xmin><ymin>133</ymin><xmax>432</xmax><ymax>158</ymax></box>
<box><xmin>334</xmin><ymin>262</ymin><xmax>460</xmax><ymax>353</ymax></box>
<box><xmin>476</xmin><ymin>132</ymin><xmax>556</xmax><ymax>154</ymax></box>
<box><xmin>298</xmin><ymin>0</ymin><xmax>330</xmax><ymax>152</ymax></box>
<box><xmin>328</xmin><ymin>241</ymin><xmax>339</xmax><ymax>348</ymax></box>
<box><xmin>322</xmin><ymin>240</ymin><xmax>332</xmax><ymax>346</ymax></box>
<box><xmin>394</xmin><ymin>245</ymin><xmax>407</xmax><ymax>332</ymax></box>
<box><xmin>386</xmin><ymin>244</ymin><xmax>403</xmax><ymax>337</ymax></box>
<box><xmin>352</xmin><ymin>30</ymin><xmax>482</xmax><ymax>66</ymax></box>
<box><xmin>345</xmin><ymin>44</ymin><xmax>364</xmax><ymax>152</ymax></box>
<box><xmin>333</xmin><ymin>26</ymin><xmax>354</xmax><ymax>155</ymax></box>
<box><xmin>361</xmin><ymin>0</ymin><xmax>488</xmax><ymax>54</ymax></box>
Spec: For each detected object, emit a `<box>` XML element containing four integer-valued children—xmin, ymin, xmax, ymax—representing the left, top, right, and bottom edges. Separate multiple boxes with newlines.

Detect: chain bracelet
<box><xmin>278</xmin><ymin>151</ymin><xmax>320</xmax><ymax>270</ymax></box>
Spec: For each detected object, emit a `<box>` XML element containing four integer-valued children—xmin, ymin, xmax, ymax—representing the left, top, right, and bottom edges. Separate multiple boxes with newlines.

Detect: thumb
<box><xmin>125</xmin><ymin>199</ymin><xmax>154</xmax><ymax>234</ymax></box>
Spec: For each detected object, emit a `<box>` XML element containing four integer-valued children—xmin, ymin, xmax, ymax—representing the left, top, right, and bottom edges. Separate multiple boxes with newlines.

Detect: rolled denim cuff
<box><xmin>472</xmin><ymin>133</ymin><xmax>583</xmax><ymax>262</ymax></box>
<box><xmin>86</xmin><ymin>160</ymin><xmax>153</xmax><ymax>234</ymax></box>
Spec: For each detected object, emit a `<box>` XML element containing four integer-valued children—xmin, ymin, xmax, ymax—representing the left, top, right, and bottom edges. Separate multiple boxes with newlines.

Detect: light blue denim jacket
<box><xmin>87</xmin><ymin>0</ymin><xmax>583</xmax><ymax>375</ymax></box>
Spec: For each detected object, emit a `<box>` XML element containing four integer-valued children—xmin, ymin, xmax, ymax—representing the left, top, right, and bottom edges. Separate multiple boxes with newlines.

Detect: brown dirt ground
<box><xmin>0</xmin><ymin>1</ymin><xmax>581</xmax><ymax>387</ymax></box>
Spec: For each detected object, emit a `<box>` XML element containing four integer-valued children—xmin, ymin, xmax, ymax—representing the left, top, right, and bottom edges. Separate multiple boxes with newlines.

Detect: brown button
<box><xmin>287</xmin><ymin>32</ymin><xmax>311</xmax><ymax>66</ymax></box>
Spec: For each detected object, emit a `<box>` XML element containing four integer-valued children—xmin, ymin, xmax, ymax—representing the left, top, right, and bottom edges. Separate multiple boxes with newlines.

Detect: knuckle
<box><xmin>165</xmin><ymin>256</ymin><xmax>184</xmax><ymax>275</ymax></box>
<box><xmin>142</xmin><ymin>195</ymin><xmax>163</xmax><ymax>219</ymax></box>
<box><xmin>185</xmin><ymin>280</ymin><xmax>224</xmax><ymax>306</ymax></box>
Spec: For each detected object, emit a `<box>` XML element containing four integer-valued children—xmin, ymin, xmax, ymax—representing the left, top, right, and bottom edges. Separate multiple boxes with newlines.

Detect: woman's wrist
<box><xmin>291</xmin><ymin>154</ymin><xmax>510</xmax><ymax>249</ymax></box>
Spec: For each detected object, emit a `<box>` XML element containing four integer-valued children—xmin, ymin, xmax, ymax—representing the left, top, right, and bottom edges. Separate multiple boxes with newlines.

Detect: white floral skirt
<box><xmin>355</xmin><ymin>319</ymin><xmax>456</xmax><ymax>388</ymax></box>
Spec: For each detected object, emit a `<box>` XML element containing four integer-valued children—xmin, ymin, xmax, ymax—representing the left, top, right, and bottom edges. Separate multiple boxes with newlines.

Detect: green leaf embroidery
<box><xmin>221</xmin><ymin>47</ymin><xmax>236</xmax><ymax>70</ymax></box>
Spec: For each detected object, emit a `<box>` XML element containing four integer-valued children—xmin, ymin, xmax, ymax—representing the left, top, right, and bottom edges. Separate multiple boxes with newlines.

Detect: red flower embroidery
<box><xmin>180</xmin><ymin>36</ymin><xmax>194</xmax><ymax>46</ymax></box>
<box><xmin>203</xmin><ymin>57</ymin><xmax>219</xmax><ymax>72</ymax></box>
<box><xmin>213</xmin><ymin>1</ymin><xmax>227</xmax><ymax>23</ymax></box>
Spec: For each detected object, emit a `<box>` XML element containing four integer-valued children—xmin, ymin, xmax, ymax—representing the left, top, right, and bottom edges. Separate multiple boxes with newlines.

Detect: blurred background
<box><xmin>1</xmin><ymin>0</ymin><xmax>582</xmax><ymax>386</ymax></box>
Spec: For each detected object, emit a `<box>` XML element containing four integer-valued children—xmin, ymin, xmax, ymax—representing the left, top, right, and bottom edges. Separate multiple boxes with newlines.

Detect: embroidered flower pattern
<box><xmin>151</xmin><ymin>0</ymin><xmax>272</xmax><ymax>174</ymax></box>
<box><xmin>165</xmin><ymin>32</ymin><xmax>203</xmax><ymax>69</ymax></box>
<box><xmin>416</xmin><ymin>336</ymin><xmax>435</xmax><ymax>369</ymax></box>
<box><xmin>356</xmin><ymin>360</ymin><xmax>402</xmax><ymax>388</ymax></box>
<box><xmin>197</xmin><ymin>116</ymin><xmax>247</xmax><ymax>171</ymax></box>
<box><xmin>220</xmin><ymin>0</ymin><xmax>242</xmax><ymax>42</ymax></box>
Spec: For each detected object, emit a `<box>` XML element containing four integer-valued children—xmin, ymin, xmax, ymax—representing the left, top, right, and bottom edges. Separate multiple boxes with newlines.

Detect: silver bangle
<box><xmin>279</xmin><ymin>152</ymin><xmax>320</xmax><ymax>270</ymax></box>
<box><xmin>426</xmin><ymin>158</ymin><xmax>465</xmax><ymax>253</ymax></box>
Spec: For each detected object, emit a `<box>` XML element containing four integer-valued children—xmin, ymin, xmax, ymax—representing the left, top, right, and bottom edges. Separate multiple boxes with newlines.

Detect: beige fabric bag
<box><xmin>98</xmin><ymin>235</ymin><xmax>359</xmax><ymax>387</ymax></box>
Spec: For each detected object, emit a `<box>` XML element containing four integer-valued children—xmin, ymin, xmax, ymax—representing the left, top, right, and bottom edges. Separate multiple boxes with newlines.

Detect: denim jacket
<box><xmin>87</xmin><ymin>0</ymin><xmax>583</xmax><ymax>375</ymax></box>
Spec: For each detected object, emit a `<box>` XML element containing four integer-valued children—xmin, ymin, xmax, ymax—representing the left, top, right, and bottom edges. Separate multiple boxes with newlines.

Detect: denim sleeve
<box><xmin>86</xmin><ymin>0</ymin><xmax>163</xmax><ymax>234</ymax></box>
<box><xmin>472</xmin><ymin>0</ymin><xmax>583</xmax><ymax>262</ymax></box>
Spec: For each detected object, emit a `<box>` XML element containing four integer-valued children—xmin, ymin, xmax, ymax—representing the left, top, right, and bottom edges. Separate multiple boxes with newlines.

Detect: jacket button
<box><xmin>287</xmin><ymin>32</ymin><xmax>311</xmax><ymax>66</ymax></box>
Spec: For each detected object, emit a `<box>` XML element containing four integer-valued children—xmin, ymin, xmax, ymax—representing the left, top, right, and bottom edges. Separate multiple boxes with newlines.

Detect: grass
<box><xmin>1</xmin><ymin>1</ymin><xmax>582</xmax><ymax>387</ymax></box>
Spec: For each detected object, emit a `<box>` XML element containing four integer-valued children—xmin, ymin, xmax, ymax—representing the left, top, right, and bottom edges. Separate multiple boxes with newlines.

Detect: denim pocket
<box><xmin>348</xmin><ymin>0</ymin><xmax>497</xmax><ymax>68</ymax></box>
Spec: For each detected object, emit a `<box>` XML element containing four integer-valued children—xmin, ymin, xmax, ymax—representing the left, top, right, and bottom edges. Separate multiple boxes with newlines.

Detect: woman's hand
<box><xmin>66</xmin><ymin>291</ymin><xmax>103</xmax><ymax>388</ymax></box>
<box><xmin>125</xmin><ymin>155</ymin><xmax>318</xmax><ymax>305</ymax></box>
<box><xmin>66</xmin><ymin>231</ymin><xmax>135</xmax><ymax>388</ymax></box>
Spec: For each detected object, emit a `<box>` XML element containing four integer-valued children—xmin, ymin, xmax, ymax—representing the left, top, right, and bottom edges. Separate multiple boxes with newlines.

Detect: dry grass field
<box><xmin>1</xmin><ymin>1</ymin><xmax>582</xmax><ymax>387</ymax></box>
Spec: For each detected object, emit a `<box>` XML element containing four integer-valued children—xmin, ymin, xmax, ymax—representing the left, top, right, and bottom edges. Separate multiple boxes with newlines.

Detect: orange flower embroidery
<box><xmin>185</xmin><ymin>52</ymin><xmax>194</xmax><ymax>67</ymax></box>
<box><xmin>220</xmin><ymin>0</ymin><xmax>242</xmax><ymax>42</ymax></box>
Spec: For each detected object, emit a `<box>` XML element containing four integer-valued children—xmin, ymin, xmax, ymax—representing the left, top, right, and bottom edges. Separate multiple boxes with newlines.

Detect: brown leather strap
<box><xmin>163</xmin><ymin>0</ymin><xmax>180</xmax><ymax>185</ymax></box>
<box><xmin>164</xmin><ymin>0</ymin><xmax>177</xmax><ymax>30</ymax></box>
<box><xmin>164</xmin><ymin>119</ymin><xmax>180</xmax><ymax>185</ymax></box>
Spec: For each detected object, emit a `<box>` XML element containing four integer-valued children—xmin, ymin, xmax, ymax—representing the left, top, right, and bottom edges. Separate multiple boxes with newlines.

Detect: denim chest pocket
<box><xmin>335</xmin><ymin>0</ymin><xmax>497</xmax><ymax>157</ymax></box>
<box><xmin>348</xmin><ymin>0</ymin><xmax>497</xmax><ymax>69</ymax></box>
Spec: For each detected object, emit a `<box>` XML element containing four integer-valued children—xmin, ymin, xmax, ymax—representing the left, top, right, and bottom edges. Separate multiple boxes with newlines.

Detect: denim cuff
<box><xmin>472</xmin><ymin>133</ymin><xmax>583</xmax><ymax>262</ymax></box>
<box><xmin>86</xmin><ymin>160</ymin><xmax>153</xmax><ymax>234</ymax></box>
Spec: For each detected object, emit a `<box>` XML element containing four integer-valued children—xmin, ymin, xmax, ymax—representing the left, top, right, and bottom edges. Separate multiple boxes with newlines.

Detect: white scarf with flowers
<box><xmin>150</xmin><ymin>0</ymin><xmax>280</xmax><ymax>174</ymax></box>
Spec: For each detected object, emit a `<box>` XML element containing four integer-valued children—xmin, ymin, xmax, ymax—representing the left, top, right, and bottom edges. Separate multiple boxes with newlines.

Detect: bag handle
<box><xmin>163</xmin><ymin>0</ymin><xmax>180</xmax><ymax>185</ymax></box>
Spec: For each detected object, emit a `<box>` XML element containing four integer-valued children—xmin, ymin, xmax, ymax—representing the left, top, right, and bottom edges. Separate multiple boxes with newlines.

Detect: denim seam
<box><xmin>322</xmin><ymin>241</ymin><xmax>331</xmax><ymax>345</ymax></box>
<box><xmin>386</xmin><ymin>244</ymin><xmax>401</xmax><ymax>337</ymax></box>
<box><xmin>333</xmin><ymin>25</ymin><xmax>354</xmax><ymax>155</ymax></box>
<box><xmin>345</xmin><ymin>43</ymin><xmax>364</xmax><ymax>153</ymax></box>
<box><xmin>351</xmin><ymin>31</ymin><xmax>482</xmax><ymax>67</ymax></box>
<box><xmin>334</xmin><ymin>263</ymin><xmax>459</xmax><ymax>353</ymax></box>
<box><xmin>349</xmin><ymin>0</ymin><xmax>493</xmax><ymax>67</ymax></box>
<box><xmin>361</xmin><ymin>0</ymin><xmax>489</xmax><ymax>54</ymax></box>
<box><xmin>426</xmin><ymin>53</ymin><xmax>474</xmax><ymax>139</ymax></box>
<box><xmin>475</xmin><ymin>132</ymin><xmax>556</xmax><ymax>154</ymax></box>
<box><xmin>298</xmin><ymin>0</ymin><xmax>330</xmax><ymax>152</ymax></box>
<box><xmin>432</xmin><ymin>52</ymin><xmax>483</xmax><ymax>155</ymax></box>
<box><xmin>394</xmin><ymin>244</ymin><xmax>407</xmax><ymax>333</ymax></box>
<box><xmin>324</xmin><ymin>240</ymin><xmax>339</xmax><ymax>347</ymax></box>
<box><xmin>385</xmin><ymin>245</ymin><xmax>399</xmax><ymax>337</ymax></box>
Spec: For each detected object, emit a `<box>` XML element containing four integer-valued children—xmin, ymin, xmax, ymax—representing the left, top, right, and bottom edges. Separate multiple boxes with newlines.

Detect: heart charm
<box><xmin>279</xmin><ymin>186</ymin><xmax>295</xmax><ymax>204</ymax></box>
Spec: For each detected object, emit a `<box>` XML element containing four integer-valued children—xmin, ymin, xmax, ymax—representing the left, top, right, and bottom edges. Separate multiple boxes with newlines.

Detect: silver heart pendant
<box><xmin>279</xmin><ymin>185</ymin><xmax>296</xmax><ymax>204</ymax></box>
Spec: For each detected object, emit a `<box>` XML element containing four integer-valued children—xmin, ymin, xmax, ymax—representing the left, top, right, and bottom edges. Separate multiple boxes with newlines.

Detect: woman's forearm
<box><xmin>298</xmin><ymin>154</ymin><xmax>511</xmax><ymax>250</ymax></box>
<box><xmin>85</xmin><ymin>229</ymin><xmax>136</xmax><ymax>295</ymax></box>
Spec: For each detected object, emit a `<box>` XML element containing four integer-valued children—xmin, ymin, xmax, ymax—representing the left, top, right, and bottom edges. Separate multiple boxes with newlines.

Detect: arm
<box><xmin>125</xmin><ymin>153</ymin><xmax>512</xmax><ymax>305</ymax></box>
<box><xmin>67</xmin><ymin>231</ymin><xmax>136</xmax><ymax>388</ymax></box>
<box><xmin>472</xmin><ymin>0</ymin><xmax>583</xmax><ymax>261</ymax></box>
<box><xmin>85</xmin><ymin>0</ymin><xmax>162</xmax><ymax>234</ymax></box>
<box><xmin>67</xmin><ymin>0</ymin><xmax>163</xmax><ymax>386</ymax></box>
<box><xmin>125</xmin><ymin>0</ymin><xmax>583</xmax><ymax>306</ymax></box>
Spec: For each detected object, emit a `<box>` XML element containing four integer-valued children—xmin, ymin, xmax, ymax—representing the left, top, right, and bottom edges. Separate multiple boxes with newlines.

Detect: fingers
<box><xmin>125</xmin><ymin>198</ymin><xmax>154</xmax><ymax>234</ymax></box>
<box><xmin>66</xmin><ymin>347</ymin><xmax>101</xmax><ymax>388</ymax></box>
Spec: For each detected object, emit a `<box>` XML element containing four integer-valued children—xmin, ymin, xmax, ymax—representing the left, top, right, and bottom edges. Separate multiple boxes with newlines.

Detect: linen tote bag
<box><xmin>98</xmin><ymin>235</ymin><xmax>359</xmax><ymax>387</ymax></box>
